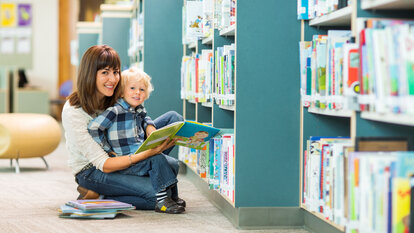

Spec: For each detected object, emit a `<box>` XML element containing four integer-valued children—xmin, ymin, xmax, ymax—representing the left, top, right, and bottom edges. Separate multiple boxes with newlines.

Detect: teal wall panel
<box><xmin>143</xmin><ymin>0</ymin><xmax>183</xmax><ymax>119</ymax></box>
<box><xmin>102</xmin><ymin>17</ymin><xmax>131</xmax><ymax>70</ymax></box>
<box><xmin>78</xmin><ymin>33</ymin><xmax>100</xmax><ymax>59</ymax></box>
<box><xmin>235</xmin><ymin>0</ymin><xmax>301</xmax><ymax>207</ymax></box>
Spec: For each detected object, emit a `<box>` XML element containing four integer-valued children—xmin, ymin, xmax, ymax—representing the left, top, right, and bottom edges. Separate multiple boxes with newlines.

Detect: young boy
<box><xmin>88</xmin><ymin>67</ymin><xmax>185</xmax><ymax>214</ymax></box>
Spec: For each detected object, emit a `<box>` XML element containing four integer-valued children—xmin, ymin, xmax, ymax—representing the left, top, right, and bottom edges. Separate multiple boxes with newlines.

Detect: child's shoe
<box><xmin>155</xmin><ymin>197</ymin><xmax>185</xmax><ymax>214</ymax></box>
<box><xmin>172</xmin><ymin>196</ymin><xmax>186</xmax><ymax>207</ymax></box>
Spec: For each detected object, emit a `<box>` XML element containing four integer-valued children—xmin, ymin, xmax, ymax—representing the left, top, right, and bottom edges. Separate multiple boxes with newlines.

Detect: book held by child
<box><xmin>136</xmin><ymin>121</ymin><xmax>220</xmax><ymax>153</ymax></box>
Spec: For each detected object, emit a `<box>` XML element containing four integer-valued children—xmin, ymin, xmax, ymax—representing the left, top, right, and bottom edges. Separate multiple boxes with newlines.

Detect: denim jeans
<box><xmin>76</xmin><ymin>111</ymin><xmax>184</xmax><ymax>210</ymax></box>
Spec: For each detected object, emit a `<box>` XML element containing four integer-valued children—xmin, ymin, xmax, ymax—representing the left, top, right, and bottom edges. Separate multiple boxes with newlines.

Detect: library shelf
<box><xmin>307</xmin><ymin>107</ymin><xmax>353</xmax><ymax>118</ymax></box>
<box><xmin>218</xmin><ymin>104</ymin><xmax>235</xmax><ymax>111</ymax></box>
<box><xmin>201</xmin><ymin>102</ymin><xmax>213</xmax><ymax>108</ymax></box>
<box><xmin>309</xmin><ymin>6</ymin><xmax>352</xmax><ymax>26</ymax></box>
<box><xmin>361</xmin><ymin>0</ymin><xmax>414</xmax><ymax>10</ymax></box>
<box><xmin>301</xmin><ymin>207</ymin><xmax>345</xmax><ymax>232</ymax></box>
<box><xmin>184</xmin><ymin>161</ymin><xmax>235</xmax><ymax>207</ymax></box>
<box><xmin>219</xmin><ymin>24</ymin><xmax>235</xmax><ymax>36</ymax></box>
<box><xmin>360</xmin><ymin>112</ymin><xmax>414</xmax><ymax>126</ymax></box>
<box><xmin>202</xmin><ymin>36</ymin><xmax>213</xmax><ymax>45</ymax></box>
<box><xmin>188</xmin><ymin>41</ymin><xmax>197</xmax><ymax>49</ymax></box>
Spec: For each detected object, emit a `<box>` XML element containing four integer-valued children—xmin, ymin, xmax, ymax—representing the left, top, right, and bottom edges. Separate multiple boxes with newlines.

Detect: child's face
<box><xmin>123</xmin><ymin>78</ymin><xmax>147</xmax><ymax>108</ymax></box>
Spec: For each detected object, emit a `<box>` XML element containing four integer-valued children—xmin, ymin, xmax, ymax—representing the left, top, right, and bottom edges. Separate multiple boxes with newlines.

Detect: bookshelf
<box><xmin>176</xmin><ymin>0</ymin><xmax>303</xmax><ymax>229</ymax></box>
<box><xmin>300</xmin><ymin>1</ymin><xmax>414</xmax><ymax>232</ymax></box>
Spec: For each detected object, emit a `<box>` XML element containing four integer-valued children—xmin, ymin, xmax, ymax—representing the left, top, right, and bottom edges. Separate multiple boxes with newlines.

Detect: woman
<box><xmin>62</xmin><ymin>45</ymin><xmax>185</xmax><ymax>213</ymax></box>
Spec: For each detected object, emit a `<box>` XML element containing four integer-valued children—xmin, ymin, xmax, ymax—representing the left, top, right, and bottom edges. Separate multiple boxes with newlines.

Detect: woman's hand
<box><xmin>148</xmin><ymin>138</ymin><xmax>177</xmax><ymax>155</ymax></box>
<box><xmin>102</xmin><ymin>138</ymin><xmax>176</xmax><ymax>173</ymax></box>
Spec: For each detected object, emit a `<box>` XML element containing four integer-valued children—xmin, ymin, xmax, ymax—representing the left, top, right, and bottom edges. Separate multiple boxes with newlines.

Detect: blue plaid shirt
<box><xmin>88</xmin><ymin>98</ymin><xmax>155</xmax><ymax>156</ymax></box>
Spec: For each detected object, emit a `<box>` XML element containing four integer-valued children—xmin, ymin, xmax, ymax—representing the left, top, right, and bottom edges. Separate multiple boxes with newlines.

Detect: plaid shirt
<box><xmin>88</xmin><ymin>98</ymin><xmax>155</xmax><ymax>156</ymax></box>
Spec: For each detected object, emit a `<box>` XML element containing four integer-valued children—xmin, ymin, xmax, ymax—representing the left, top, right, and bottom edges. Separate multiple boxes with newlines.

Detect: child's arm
<box><xmin>88</xmin><ymin>108</ymin><xmax>117</xmax><ymax>153</ymax></box>
<box><xmin>142</xmin><ymin>114</ymin><xmax>156</xmax><ymax>137</ymax></box>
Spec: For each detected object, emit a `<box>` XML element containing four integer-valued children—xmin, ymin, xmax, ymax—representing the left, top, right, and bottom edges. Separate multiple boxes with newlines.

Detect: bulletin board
<box><xmin>0</xmin><ymin>1</ymin><xmax>33</xmax><ymax>69</ymax></box>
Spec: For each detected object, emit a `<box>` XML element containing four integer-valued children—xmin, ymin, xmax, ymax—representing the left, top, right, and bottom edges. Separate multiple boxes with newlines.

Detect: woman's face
<box><xmin>96</xmin><ymin>66</ymin><xmax>120</xmax><ymax>99</ymax></box>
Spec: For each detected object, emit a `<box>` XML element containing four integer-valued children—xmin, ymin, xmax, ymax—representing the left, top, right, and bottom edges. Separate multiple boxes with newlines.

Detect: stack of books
<box><xmin>58</xmin><ymin>199</ymin><xmax>135</xmax><ymax>219</ymax></box>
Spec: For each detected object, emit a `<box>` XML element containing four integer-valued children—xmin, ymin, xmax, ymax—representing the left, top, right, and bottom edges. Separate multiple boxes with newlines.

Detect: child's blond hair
<box><xmin>121</xmin><ymin>67</ymin><xmax>154</xmax><ymax>99</ymax></box>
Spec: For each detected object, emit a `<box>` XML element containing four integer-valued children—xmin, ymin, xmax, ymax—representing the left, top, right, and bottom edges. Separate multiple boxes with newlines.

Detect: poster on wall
<box><xmin>18</xmin><ymin>3</ymin><xmax>32</xmax><ymax>27</ymax></box>
<box><xmin>0</xmin><ymin>3</ymin><xmax>17</xmax><ymax>27</ymax></box>
<box><xmin>0</xmin><ymin>1</ymin><xmax>33</xmax><ymax>68</ymax></box>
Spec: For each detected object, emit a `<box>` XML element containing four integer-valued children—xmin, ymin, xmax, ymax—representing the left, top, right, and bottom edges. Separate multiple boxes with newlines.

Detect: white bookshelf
<box><xmin>361</xmin><ymin>0</ymin><xmax>414</xmax><ymax>9</ymax></box>
<box><xmin>309</xmin><ymin>6</ymin><xmax>352</xmax><ymax>26</ymax></box>
<box><xmin>361</xmin><ymin>112</ymin><xmax>414</xmax><ymax>126</ymax></box>
<box><xmin>307</xmin><ymin>107</ymin><xmax>353</xmax><ymax>118</ymax></box>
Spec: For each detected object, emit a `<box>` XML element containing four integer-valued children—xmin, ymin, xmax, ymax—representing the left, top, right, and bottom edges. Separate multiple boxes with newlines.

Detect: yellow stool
<box><xmin>0</xmin><ymin>113</ymin><xmax>61</xmax><ymax>173</ymax></box>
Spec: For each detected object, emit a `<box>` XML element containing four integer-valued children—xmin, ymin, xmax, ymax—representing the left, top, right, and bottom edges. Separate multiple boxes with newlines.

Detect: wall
<box><xmin>26</xmin><ymin>0</ymin><xmax>59</xmax><ymax>99</ymax></box>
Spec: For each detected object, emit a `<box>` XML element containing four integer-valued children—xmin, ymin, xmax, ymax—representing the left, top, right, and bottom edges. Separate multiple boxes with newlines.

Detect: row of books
<box><xmin>182</xmin><ymin>0</ymin><xmax>235</xmax><ymax>44</ymax></box>
<box><xmin>180</xmin><ymin>50</ymin><xmax>213</xmax><ymax>103</ymax></box>
<box><xmin>303</xmin><ymin>136</ymin><xmax>352</xmax><ymax>225</ymax></box>
<box><xmin>299</xmin><ymin>30</ymin><xmax>358</xmax><ymax>111</ymax></box>
<box><xmin>348</xmin><ymin>151</ymin><xmax>413</xmax><ymax>233</ymax></box>
<box><xmin>59</xmin><ymin>199</ymin><xmax>135</xmax><ymax>219</ymax></box>
<box><xmin>297</xmin><ymin>0</ymin><xmax>351</xmax><ymax>20</ymax></box>
<box><xmin>179</xmin><ymin>129</ymin><xmax>235</xmax><ymax>202</ymax></box>
<box><xmin>180</xmin><ymin>44</ymin><xmax>235</xmax><ymax>106</ymax></box>
<box><xmin>303</xmin><ymin>136</ymin><xmax>414</xmax><ymax>232</ymax></box>
<box><xmin>357</xmin><ymin>18</ymin><xmax>414</xmax><ymax>115</ymax></box>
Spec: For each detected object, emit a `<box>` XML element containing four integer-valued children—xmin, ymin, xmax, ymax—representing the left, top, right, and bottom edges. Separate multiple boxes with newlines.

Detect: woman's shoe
<box><xmin>77</xmin><ymin>185</ymin><xmax>100</xmax><ymax>200</ymax></box>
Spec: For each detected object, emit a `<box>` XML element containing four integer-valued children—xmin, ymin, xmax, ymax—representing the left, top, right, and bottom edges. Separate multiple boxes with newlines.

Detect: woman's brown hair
<box><xmin>68</xmin><ymin>45</ymin><xmax>122</xmax><ymax>115</ymax></box>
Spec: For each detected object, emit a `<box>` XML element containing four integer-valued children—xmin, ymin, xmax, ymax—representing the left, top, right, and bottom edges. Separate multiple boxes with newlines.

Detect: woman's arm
<box><xmin>102</xmin><ymin>137</ymin><xmax>176</xmax><ymax>173</ymax></box>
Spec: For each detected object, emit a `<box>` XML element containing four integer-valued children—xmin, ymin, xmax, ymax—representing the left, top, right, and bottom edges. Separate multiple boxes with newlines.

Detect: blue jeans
<box><xmin>76</xmin><ymin>111</ymin><xmax>183</xmax><ymax>210</ymax></box>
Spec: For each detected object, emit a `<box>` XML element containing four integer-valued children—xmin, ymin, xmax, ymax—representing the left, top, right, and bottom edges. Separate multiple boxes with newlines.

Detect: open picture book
<box><xmin>136</xmin><ymin>121</ymin><xmax>220</xmax><ymax>153</ymax></box>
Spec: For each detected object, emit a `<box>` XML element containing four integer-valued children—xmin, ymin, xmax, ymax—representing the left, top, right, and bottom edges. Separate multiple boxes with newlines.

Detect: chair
<box><xmin>0</xmin><ymin>113</ymin><xmax>61</xmax><ymax>173</ymax></box>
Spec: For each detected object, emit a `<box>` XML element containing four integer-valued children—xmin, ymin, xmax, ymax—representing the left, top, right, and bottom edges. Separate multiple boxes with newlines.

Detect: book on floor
<box><xmin>66</xmin><ymin>199</ymin><xmax>134</xmax><ymax>210</ymax></box>
<box><xmin>136</xmin><ymin>121</ymin><xmax>220</xmax><ymax>153</ymax></box>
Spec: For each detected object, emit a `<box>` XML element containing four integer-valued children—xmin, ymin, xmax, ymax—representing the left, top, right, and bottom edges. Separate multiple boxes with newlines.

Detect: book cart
<box><xmin>300</xmin><ymin>1</ymin><xmax>414</xmax><ymax>232</ymax></box>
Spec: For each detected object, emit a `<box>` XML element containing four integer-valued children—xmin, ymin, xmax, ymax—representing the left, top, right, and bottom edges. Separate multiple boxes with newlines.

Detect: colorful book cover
<box><xmin>66</xmin><ymin>199</ymin><xmax>134</xmax><ymax>210</ymax></box>
<box><xmin>0</xmin><ymin>3</ymin><xmax>16</xmax><ymax>27</ymax></box>
<box><xmin>136</xmin><ymin>121</ymin><xmax>220</xmax><ymax>153</ymax></box>
<box><xmin>392</xmin><ymin>177</ymin><xmax>410</xmax><ymax>233</ymax></box>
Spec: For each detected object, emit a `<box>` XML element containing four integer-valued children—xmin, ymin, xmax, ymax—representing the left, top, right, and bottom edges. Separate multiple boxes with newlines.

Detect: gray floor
<box><xmin>0</xmin><ymin>131</ymin><xmax>309</xmax><ymax>233</ymax></box>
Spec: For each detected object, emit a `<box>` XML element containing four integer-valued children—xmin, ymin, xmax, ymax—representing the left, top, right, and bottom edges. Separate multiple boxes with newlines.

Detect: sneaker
<box><xmin>155</xmin><ymin>197</ymin><xmax>185</xmax><ymax>214</ymax></box>
<box><xmin>172</xmin><ymin>197</ymin><xmax>186</xmax><ymax>207</ymax></box>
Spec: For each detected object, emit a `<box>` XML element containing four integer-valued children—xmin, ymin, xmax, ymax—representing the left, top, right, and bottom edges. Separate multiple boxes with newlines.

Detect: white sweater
<box><xmin>62</xmin><ymin>101</ymin><xmax>109</xmax><ymax>175</ymax></box>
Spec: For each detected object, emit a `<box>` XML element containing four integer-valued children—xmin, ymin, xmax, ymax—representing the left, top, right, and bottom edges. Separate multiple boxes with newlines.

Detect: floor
<box><xmin>0</xmin><ymin>130</ymin><xmax>310</xmax><ymax>233</ymax></box>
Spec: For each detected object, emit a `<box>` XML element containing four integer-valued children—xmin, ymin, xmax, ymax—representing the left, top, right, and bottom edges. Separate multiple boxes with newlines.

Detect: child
<box><xmin>88</xmin><ymin>67</ymin><xmax>185</xmax><ymax>214</ymax></box>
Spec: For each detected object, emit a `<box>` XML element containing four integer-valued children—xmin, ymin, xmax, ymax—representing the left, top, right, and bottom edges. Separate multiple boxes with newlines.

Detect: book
<box><xmin>66</xmin><ymin>199</ymin><xmax>134</xmax><ymax>210</ymax></box>
<box><xmin>58</xmin><ymin>204</ymin><xmax>130</xmax><ymax>219</ymax></box>
<box><xmin>136</xmin><ymin>121</ymin><xmax>220</xmax><ymax>153</ymax></box>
